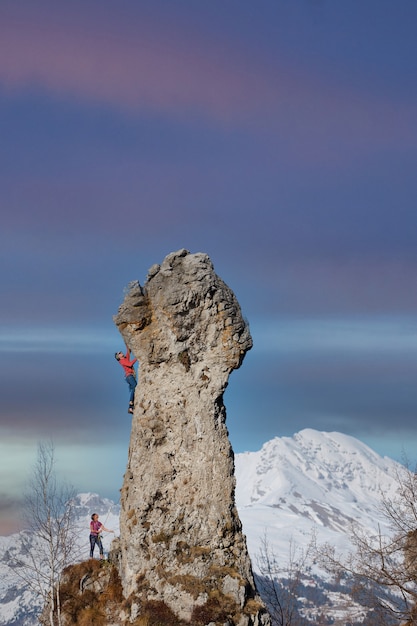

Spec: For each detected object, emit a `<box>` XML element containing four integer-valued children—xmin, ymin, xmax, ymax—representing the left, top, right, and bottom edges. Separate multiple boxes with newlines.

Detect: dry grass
<box><xmin>166</xmin><ymin>574</ymin><xmax>206</xmax><ymax>600</ymax></box>
<box><xmin>131</xmin><ymin>600</ymin><xmax>188</xmax><ymax>626</ymax></box>
<box><xmin>208</xmin><ymin>564</ymin><xmax>244</xmax><ymax>583</ymax></box>
<box><xmin>243</xmin><ymin>597</ymin><xmax>265</xmax><ymax>615</ymax></box>
<box><xmin>191</xmin><ymin>588</ymin><xmax>238</xmax><ymax>625</ymax></box>
<box><xmin>56</xmin><ymin>556</ymin><xmax>260</xmax><ymax>625</ymax></box>
<box><xmin>151</xmin><ymin>530</ymin><xmax>172</xmax><ymax>545</ymax></box>
<box><xmin>58</xmin><ymin>559</ymin><xmax>123</xmax><ymax>625</ymax></box>
<box><xmin>75</xmin><ymin>606</ymin><xmax>106</xmax><ymax>626</ymax></box>
<box><xmin>175</xmin><ymin>542</ymin><xmax>211</xmax><ymax>565</ymax></box>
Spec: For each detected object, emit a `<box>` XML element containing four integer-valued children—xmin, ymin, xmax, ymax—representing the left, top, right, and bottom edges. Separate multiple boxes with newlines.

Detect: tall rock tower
<box><xmin>113</xmin><ymin>249</ymin><xmax>270</xmax><ymax>625</ymax></box>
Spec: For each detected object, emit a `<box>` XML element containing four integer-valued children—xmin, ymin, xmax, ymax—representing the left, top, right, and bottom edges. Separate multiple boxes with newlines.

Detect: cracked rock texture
<box><xmin>113</xmin><ymin>249</ymin><xmax>270</xmax><ymax>625</ymax></box>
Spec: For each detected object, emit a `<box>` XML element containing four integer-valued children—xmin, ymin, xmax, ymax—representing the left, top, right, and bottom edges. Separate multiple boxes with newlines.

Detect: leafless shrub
<box><xmin>11</xmin><ymin>441</ymin><xmax>80</xmax><ymax>626</ymax></box>
<box><xmin>318</xmin><ymin>458</ymin><xmax>417</xmax><ymax>624</ymax></box>
<box><xmin>256</xmin><ymin>532</ymin><xmax>316</xmax><ymax>626</ymax></box>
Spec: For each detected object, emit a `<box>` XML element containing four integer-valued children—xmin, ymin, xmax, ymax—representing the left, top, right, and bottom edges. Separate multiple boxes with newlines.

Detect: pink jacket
<box><xmin>90</xmin><ymin>520</ymin><xmax>102</xmax><ymax>535</ymax></box>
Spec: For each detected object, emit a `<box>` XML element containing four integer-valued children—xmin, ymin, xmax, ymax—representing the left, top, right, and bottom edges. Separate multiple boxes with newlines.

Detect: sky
<box><xmin>1</xmin><ymin>0</ymin><xmax>417</xmax><ymax>535</ymax></box>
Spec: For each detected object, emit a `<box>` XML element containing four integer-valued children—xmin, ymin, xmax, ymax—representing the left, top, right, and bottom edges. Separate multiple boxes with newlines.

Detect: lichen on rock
<box><xmin>112</xmin><ymin>249</ymin><xmax>270</xmax><ymax>625</ymax></box>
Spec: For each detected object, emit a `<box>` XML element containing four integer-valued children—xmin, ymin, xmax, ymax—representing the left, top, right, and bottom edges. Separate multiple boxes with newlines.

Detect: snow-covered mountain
<box><xmin>235</xmin><ymin>429</ymin><xmax>406</xmax><ymax>624</ymax></box>
<box><xmin>236</xmin><ymin>428</ymin><xmax>401</xmax><ymax>566</ymax></box>
<box><xmin>0</xmin><ymin>430</ymin><xmax>405</xmax><ymax>625</ymax></box>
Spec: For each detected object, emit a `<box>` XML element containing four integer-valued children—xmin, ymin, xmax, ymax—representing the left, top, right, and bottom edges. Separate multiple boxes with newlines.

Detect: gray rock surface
<box><xmin>113</xmin><ymin>249</ymin><xmax>270</xmax><ymax>625</ymax></box>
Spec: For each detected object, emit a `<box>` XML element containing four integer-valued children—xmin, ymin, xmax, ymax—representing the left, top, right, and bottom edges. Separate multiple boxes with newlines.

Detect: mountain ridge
<box><xmin>236</xmin><ymin>429</ymin><xmax>402</xmax><ymax>569</ymax></box>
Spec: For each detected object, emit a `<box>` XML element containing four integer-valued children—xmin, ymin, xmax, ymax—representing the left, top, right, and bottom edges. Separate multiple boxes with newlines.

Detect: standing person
<box><xmin>115</xmin><ymin>346</ymin><xmax>137</xmax><ymax>414</ymax></box>
<box><xmin>89</xmin><ymin>513</ymin><xmax>114</xmax><ymax>560</ymax></box>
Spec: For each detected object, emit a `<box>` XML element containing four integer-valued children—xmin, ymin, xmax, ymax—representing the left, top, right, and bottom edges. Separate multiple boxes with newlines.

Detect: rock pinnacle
<box><xmin>113</xmin><ymin>249</ymin><xmax>270</xmax><ymax>625</ymax></box>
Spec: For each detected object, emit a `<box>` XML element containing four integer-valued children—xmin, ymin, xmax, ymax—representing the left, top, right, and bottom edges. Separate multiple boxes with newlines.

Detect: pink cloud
<box><xmin>0</xmin><ymin>509</ymin><xmax>22</xmax><ymax>535</ymax></box>
<box><xmin>0</xmin><ymin>3</ymin><xmax>415</xmax><ymax>166</ymax></box>
<box><xmin>0</xmin><ymin>4</ymin><xmax>280</xmax><ymax>123</ymax></box>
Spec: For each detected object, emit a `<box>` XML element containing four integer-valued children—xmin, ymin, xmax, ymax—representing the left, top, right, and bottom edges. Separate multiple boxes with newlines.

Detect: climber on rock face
<box><xmin>115</xmin><ymin>346</ymin><xmax>137</xmax><ymax>414</ymax></box>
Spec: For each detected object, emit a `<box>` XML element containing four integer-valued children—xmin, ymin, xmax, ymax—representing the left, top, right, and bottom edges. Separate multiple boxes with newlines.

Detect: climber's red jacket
<box><xmin>118</xmin><ymin>349</ymin><xmax>137</xmax><ymax>377</ymax></box>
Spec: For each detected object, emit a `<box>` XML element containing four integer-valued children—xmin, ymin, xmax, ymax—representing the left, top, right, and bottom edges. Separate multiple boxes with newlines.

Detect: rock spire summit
<box><xmin>113</xmin><ymin>249</ymin><xmax>270</xmax><ymax>625</ymax></box>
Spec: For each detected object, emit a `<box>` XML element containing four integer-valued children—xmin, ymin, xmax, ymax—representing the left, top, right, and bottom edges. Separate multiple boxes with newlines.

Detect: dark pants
<box><xmin>90</xmin><ymin>533</ymin><xmax>103</xmax><ymax>558</ymax></box>
<box><xmin>125</xmin><ymin>374</ymin><xmax>137</xmax><ymax>404</ymax></box>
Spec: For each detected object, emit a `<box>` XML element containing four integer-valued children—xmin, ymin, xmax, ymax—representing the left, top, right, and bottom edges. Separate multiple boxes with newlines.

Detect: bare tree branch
<box><xmin>318</xmin><ymin>461</ymin><xmax>417</xmax><ymax>624</ymax></box>
<box><xmin>10</xmin><ymin>441</ymin><xmax>80</xmax><ymax>626</ymax></box>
